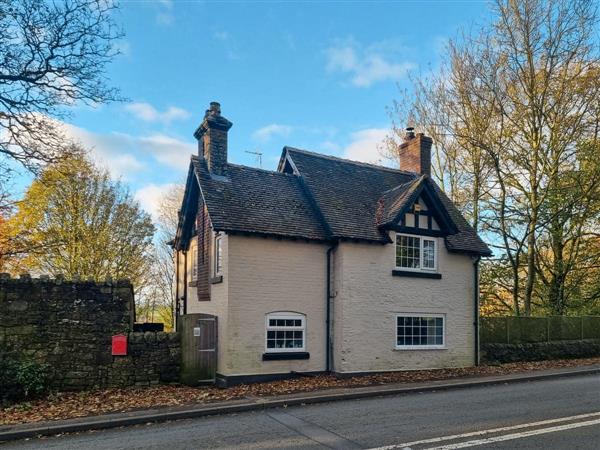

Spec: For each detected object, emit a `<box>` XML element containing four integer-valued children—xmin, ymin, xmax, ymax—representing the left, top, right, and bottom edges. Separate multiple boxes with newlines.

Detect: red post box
<box><xmin>112</xmin><ymin>334</ymin><xmax>127</xmax><ymax>356</ymax></box>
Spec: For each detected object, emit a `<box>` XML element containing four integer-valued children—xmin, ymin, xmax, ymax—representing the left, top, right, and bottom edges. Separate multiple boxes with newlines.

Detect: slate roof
<box><xmin>376</xmin><ymin>177</ymin><xmax>425</xmax><ymax>228</ymax></box>
<box><xmin>183</xmin><ymin>148</ymin><xmax>491</xmax><ymax>256</ymax></box>
<box><xmin>282</xmin><ymin>147</ymin><xmax>417</xmax><ymax>242</ymax></box>
<box><xmin>191</xmin><ymin>156</ymin><xmax>328</xmax><ymax>241</ymax></box>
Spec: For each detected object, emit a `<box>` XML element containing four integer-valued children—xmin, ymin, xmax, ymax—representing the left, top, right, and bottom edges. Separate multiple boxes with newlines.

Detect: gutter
<box><xmin>473</xmin><ymin>256</ymin><xmax>481</xmax><ymax>366</ymax></box>
<box><xmin>326</xmin><ymin>241</ymin><xmax>339</xmax><ymax>372</ymax></box>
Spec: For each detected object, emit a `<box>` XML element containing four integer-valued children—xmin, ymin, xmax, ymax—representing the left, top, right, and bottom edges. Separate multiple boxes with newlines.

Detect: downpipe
<box><xmin>326</xmin><ymin>241</ymin><xmax>339</xmax><ymax>373</ymax></box>
<box><xmin>473</xmin><ymin>256</ymin><xmax>481</xmax><ymax>366</ymax></box>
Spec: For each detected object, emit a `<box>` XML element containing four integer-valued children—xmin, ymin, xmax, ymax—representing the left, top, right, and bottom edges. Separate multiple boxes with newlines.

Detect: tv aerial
<box><xmin>245</xmin><ymin>150</ymin><xmax>263</xmax><ymax>168</ymax></box>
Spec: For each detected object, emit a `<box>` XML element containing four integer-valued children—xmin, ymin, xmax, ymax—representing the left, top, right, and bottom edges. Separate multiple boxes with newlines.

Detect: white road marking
<box><xmin>367</xmin><ymin>411</ymin><xmax>600</xmax><ymax>450</ymax></box>
<box><xmin>425</xmin><ymin>418</ymin><xmax>600</xmax><ymax>449</ymax></box>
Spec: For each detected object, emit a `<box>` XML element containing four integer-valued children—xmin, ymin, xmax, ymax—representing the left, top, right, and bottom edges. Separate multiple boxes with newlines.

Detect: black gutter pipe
<box><xmin>326</xmin><ymin>241</ymin><xmax>338</xmax><ymax>373</ymax></box>
<box><xmin>473</xmin><ymin>256</ymin><xmax>481</xmax><ymax>366</ymax></box>
<box><xmin>183</xmin><ymin>249</ymin><xmax>188</xmax><ymax>315</ymax></box>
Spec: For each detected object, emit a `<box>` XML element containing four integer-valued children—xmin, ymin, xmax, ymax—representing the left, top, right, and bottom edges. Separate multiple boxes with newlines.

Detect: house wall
<box><xmin>184</xmin><ymin>230</ymin><xmax>230</xmax><ymax>374</ymax></box>
<box><xmin>178</xmin><ymin>227</ymin><xmax>476</xmax><ymax>377</ymax></box>
<box><xmin>331</xmin><ymin>232</ymin><xmax>476</xmax><ymax>373</ymax></box>
<box><xmin>224</xmin><ymin>235</ymin><xmax>328</xmax><ymax>377</ymax></box>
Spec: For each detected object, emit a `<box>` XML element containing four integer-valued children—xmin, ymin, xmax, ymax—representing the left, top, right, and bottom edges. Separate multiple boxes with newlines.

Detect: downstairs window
<box><xmin>265</xmin><ymin>312</ymin><xmax>305</xmax><ymax>352</ymax></box>
<box><xmin>396</xmin><ymin>314</ymin><xmax>445</xmax><ymax>349</ymax></box>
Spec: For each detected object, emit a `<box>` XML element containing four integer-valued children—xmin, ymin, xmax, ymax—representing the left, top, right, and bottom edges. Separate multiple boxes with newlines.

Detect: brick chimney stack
<box><xmin>398</xmin><ymin>127</ymin><xmax>432</xmax><ymax>177</ymax></box>
<box><xmin>193</xmin><ymin>101</ymin><xmax>233</xmax><ymax>176</ymax></box>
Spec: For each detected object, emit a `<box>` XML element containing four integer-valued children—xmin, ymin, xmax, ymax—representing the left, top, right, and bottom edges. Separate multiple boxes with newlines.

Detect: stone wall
<box><xmin>0</xmin><ymin>274</ymin><xmax>180</xmax><ymax>390</ymax></box>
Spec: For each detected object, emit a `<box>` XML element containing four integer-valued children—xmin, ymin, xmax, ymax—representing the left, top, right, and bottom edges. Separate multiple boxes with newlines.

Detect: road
<box><xmin>3</xmin><ymin>373</ymin><xmax>599</xmax><ymax>449</ymax></box>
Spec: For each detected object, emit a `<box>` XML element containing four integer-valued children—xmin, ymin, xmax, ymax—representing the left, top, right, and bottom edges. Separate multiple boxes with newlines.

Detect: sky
<box><xmin>21</xmin><ymin>0</ymin><xmax>491</xmax><ymax>221</ymax></box>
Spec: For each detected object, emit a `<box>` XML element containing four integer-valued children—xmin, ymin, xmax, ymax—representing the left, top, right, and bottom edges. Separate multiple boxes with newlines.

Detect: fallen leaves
<box><xmin>1</xmin><ymin>357</ymin><xmax>598</xmax><ymax>426</ymax></box>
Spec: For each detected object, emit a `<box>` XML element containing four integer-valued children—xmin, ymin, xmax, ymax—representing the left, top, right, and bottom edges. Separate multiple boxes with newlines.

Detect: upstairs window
<box><xmin>265</xmin><ymin>313</ymin><xmax>305</xmax><ymax>352</ymax></box>
<box><xmin>214</xmin><ymin>234</ymin><xmax>223</xmax><ymax>276</ymax></box>
<box><xmin>190</xmin><ymin>239</ymin><xmax>198</xmax><ymax>281</ymax></box>
<box><xmin>396</xmin><ymin>234</ymin><xmax>437</xmax><ymax>271</ymax></box>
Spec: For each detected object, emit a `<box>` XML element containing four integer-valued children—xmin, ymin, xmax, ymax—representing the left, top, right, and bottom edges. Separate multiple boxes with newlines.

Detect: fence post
<box><xmin>581</xmin><ymin>316</ymin><xmax>584</xmax><ymax>341</ymax></box>
<box><xmin>506</xmin><ymin>316</ymin><xmax>510</xmax><ymax>344</ymax></box>
<box><xmin>546</xmin><ymin>317</ymin><xmax>550</xmax><ymax>342</ymax></box>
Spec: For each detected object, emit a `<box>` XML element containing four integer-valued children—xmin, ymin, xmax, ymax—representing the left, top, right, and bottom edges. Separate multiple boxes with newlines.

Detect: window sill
<box><xmin>262</xmin><ymin>352</ymin><xmax>310</xmax><ymax>361</ymax></box>
<box><xmin>210</xmin><ymin>275</ymin><xmax>223</xmax><ymax>284</ymax></box>
<box><xmin>394</xmin><ymin>346</ymin><xmax>446</xmax><ymax>351</ymax></box>
<box><xmin>392</xmin><ymin>269</ymin><xmax>441</xmax><ymax>279</ymax></box>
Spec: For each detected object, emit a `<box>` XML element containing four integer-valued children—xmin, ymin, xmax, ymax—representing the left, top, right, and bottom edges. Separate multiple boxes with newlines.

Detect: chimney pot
<box><xmin>404</xmin><ymin>127</ymin><xmax>416</xmax><ymax>141</ymax></box>
<box><xmin>208</xmin><ymin>101</ymin><xmax>221</xmax><ymax>116</ymax></box>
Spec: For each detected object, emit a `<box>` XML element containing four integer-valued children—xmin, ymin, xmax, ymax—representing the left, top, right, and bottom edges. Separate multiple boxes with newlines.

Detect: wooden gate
<box><xmin>179</xmin><ymin>313</ymin><xmax>218</xmax><ymax>385</ymax></box>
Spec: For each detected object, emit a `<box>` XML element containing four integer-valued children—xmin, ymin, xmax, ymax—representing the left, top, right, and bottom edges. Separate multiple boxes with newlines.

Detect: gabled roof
<box><xmin>176</xmin><ymin>148</ymin><xmax>491</xmax><ymax>256</ymax></box>
<box><xmin>376</xmin><ymin>177</ymin><xmax>424</xmax><ymax>227</ymax></box>
<box><xmin>280</xmin><ymin>147</ymin><xmax>417</xmax><ymax>242</ymax></box>
<box><xmin>376</xmin><ymin>175</ymin><xmax>458</xmax><ymax>235</ymax></box>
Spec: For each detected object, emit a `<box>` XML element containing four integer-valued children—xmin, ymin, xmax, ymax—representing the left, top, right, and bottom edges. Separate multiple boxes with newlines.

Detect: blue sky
<box><xmin>38</xmin><ymin>0</ymin><xmax>490</xmax><ymax>220</ymax></box>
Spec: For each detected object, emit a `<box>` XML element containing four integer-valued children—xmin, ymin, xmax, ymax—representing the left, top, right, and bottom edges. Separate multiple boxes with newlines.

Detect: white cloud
<box><xmin>138</xmin><ymin>134</ymin><xmax>194</xmax><ymax>170</ymax></box>
<box><xmin>325</xmin><ymin>39</ymin><xmax>415</xmax><ymax>87</ymax></box>
<box><xmin>62</xmin><ymin>123</ymin><xmax>145</xmax><ymax>178</ymax></box>
<box><xmin>124</xmin><ymin>102</ymin><xmax>190</xmax><ymax>124</ymax></box>
<box><xmin>61</xmin><ymin>123</ymin><xmax>194</xmax><ymax>179</ymax></box>
<box><xmin>343</xmin><ymin>128</ymin><xmax>388</xmax><ymax>164</ymax></box>
<box><xmin>134</xmin><ymin>183</ymin><xmax>177</xmax><ymax>222</ymax></box>
<box><xmin>252</xmin><ymin>124</ymin><xmax>293</xmax><ymax>142</ymax></box>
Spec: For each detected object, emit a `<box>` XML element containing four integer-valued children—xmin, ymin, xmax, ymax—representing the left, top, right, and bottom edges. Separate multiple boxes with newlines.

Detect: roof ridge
<box><xmin>226</xmin><ymin>162</ymin><xmax>296</xmax><ymax>177</ymax></box>
<box><xmin>284</xmin><ymin>146</ymin><xmax>418</xmax><ymax>176</ymax></box>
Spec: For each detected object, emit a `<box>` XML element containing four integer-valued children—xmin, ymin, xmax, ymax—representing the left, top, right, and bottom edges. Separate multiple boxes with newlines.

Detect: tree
<box><xmin>136</xmin><ymin>185</ymin><xmax>184</xmax><ymax>330</ymax></box>
<box><xmin>387</xmin><ymin>0</ymin><xmax>600</xmax><ymax>316</ymax></box>
<box><xmin>0</xmin><ymin>0</ymin><xmax>122</xmax><ymax>207</ymax></box>
<box><xmin>4</xmin><ymin>151</ymin><xmax>154</xmax><ymax>286</ymax></box>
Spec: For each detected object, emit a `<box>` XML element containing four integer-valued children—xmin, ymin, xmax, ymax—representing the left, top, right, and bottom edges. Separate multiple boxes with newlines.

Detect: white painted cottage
<box><xmin>173</xmin><ymin>102</ymin><xmax>491</xmax><ymax>386</ymax></box>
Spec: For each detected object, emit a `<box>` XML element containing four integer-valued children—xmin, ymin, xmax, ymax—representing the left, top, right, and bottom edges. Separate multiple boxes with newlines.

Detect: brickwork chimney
<box><xmin>398</xmin><ymin>127</ymin><xmax>432</xmax><ymax>177</ymax></box>
<box><xmin>193</xmin><ymin>102</ymin><xmax>232</xmax><ymax>176</ymax></box>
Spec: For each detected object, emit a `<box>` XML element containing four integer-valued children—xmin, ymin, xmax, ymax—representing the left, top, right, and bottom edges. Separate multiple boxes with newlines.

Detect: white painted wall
<box><xmin>177</xmin><ymin>229</ymin><xmax>476</xmax><ymax>377</ymax></box>
<box><xmin>224</xmin><ymin>235</ymin><xmax>328</xmax><ymax>376</ymax></box>
<box><xmin>331</xmin><ymin>232</ymin><xmax>476</xmax><ymax>373</ymax></box>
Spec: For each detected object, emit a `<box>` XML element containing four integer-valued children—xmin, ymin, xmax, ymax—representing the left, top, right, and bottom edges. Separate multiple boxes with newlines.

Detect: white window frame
<box><xmin>395</xmin><ymin>233</ymin><xmax>437</xmax><ymax>272</ymax></box>
<box><xmin>265</xmin><ymin>312</ymin><xmax>306</xmax><ymax>353</ymax></box>
<box><xmin>214</xmin><ymin>234</ymin><xmax>223</xmax><ymax>276</ymax></box>
<box><xmin>190</xmin><ymin>239</ymin><xmax>198</xmax><ymax>281</ymax></box>
<box><xmin>395</xmin><ymin>313</ymin><xmax>445</xmax><ymax>350</ymax></box>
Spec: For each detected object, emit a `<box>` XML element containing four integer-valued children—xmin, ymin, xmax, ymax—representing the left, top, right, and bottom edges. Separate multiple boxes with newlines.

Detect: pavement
<box><xmin>1</xmin><ymin>364</ymin><xmax>600</xmax><ymax>448</ymax></box>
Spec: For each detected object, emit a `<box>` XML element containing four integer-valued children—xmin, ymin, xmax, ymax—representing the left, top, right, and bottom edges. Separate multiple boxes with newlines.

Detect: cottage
<box><xmin>173</xmin><ymin>102</ymin><xmax>491</xmax><ymax>386</ymax></box>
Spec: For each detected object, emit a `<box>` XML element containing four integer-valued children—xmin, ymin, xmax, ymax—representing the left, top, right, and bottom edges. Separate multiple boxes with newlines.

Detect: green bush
<box><xmin>0</xmin><ymin>353</ymin><xmax>49</xmax><ymax>405</ymax></box>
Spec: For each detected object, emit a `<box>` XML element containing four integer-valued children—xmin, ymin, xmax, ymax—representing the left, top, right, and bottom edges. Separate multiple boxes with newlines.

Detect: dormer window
<box><xmin>395</xmin><ymin>233</ymin><xmax>437</xmax><ymax>271</ymax></box>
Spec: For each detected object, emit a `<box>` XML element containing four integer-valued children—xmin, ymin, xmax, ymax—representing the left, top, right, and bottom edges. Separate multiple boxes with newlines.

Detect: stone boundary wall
<box><xmin>0</xmin><ymin>274</ymin><xmax>180</xmax><ymax>390</ymax></box>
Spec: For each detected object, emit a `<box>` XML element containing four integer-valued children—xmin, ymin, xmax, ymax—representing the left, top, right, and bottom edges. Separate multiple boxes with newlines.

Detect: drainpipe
<box><xmin>182</xmin><ymin>249</ymin><xmax>188</xmax><ymax>315</ymax></box>
<box><xmin>473</xmin><ymin>256</ymin><xmax>481</xmax><ymax>366</ymax></box>
<box><xmin>326</xmin><ymin>241</ymin><xmax>338</xmax><ymax>373</ymax></box>
<box><xmin>174</xmin><ymin>249</ymin><xmax>180</xmax><ymax>329</ymax></box>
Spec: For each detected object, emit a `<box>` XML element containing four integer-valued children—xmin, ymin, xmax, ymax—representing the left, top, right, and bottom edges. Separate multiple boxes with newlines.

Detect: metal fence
<box><xmin>481</xmin><ymin>316</ymin><xmax>600</xmax><ymax>344</ymax></box>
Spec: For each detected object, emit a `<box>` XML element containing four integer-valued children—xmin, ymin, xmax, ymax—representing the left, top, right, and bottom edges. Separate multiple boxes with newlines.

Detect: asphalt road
<box><xmin>3</xmin><ymin>373</ymin><xmax>599</xmax><ymax>449</ymax></box>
